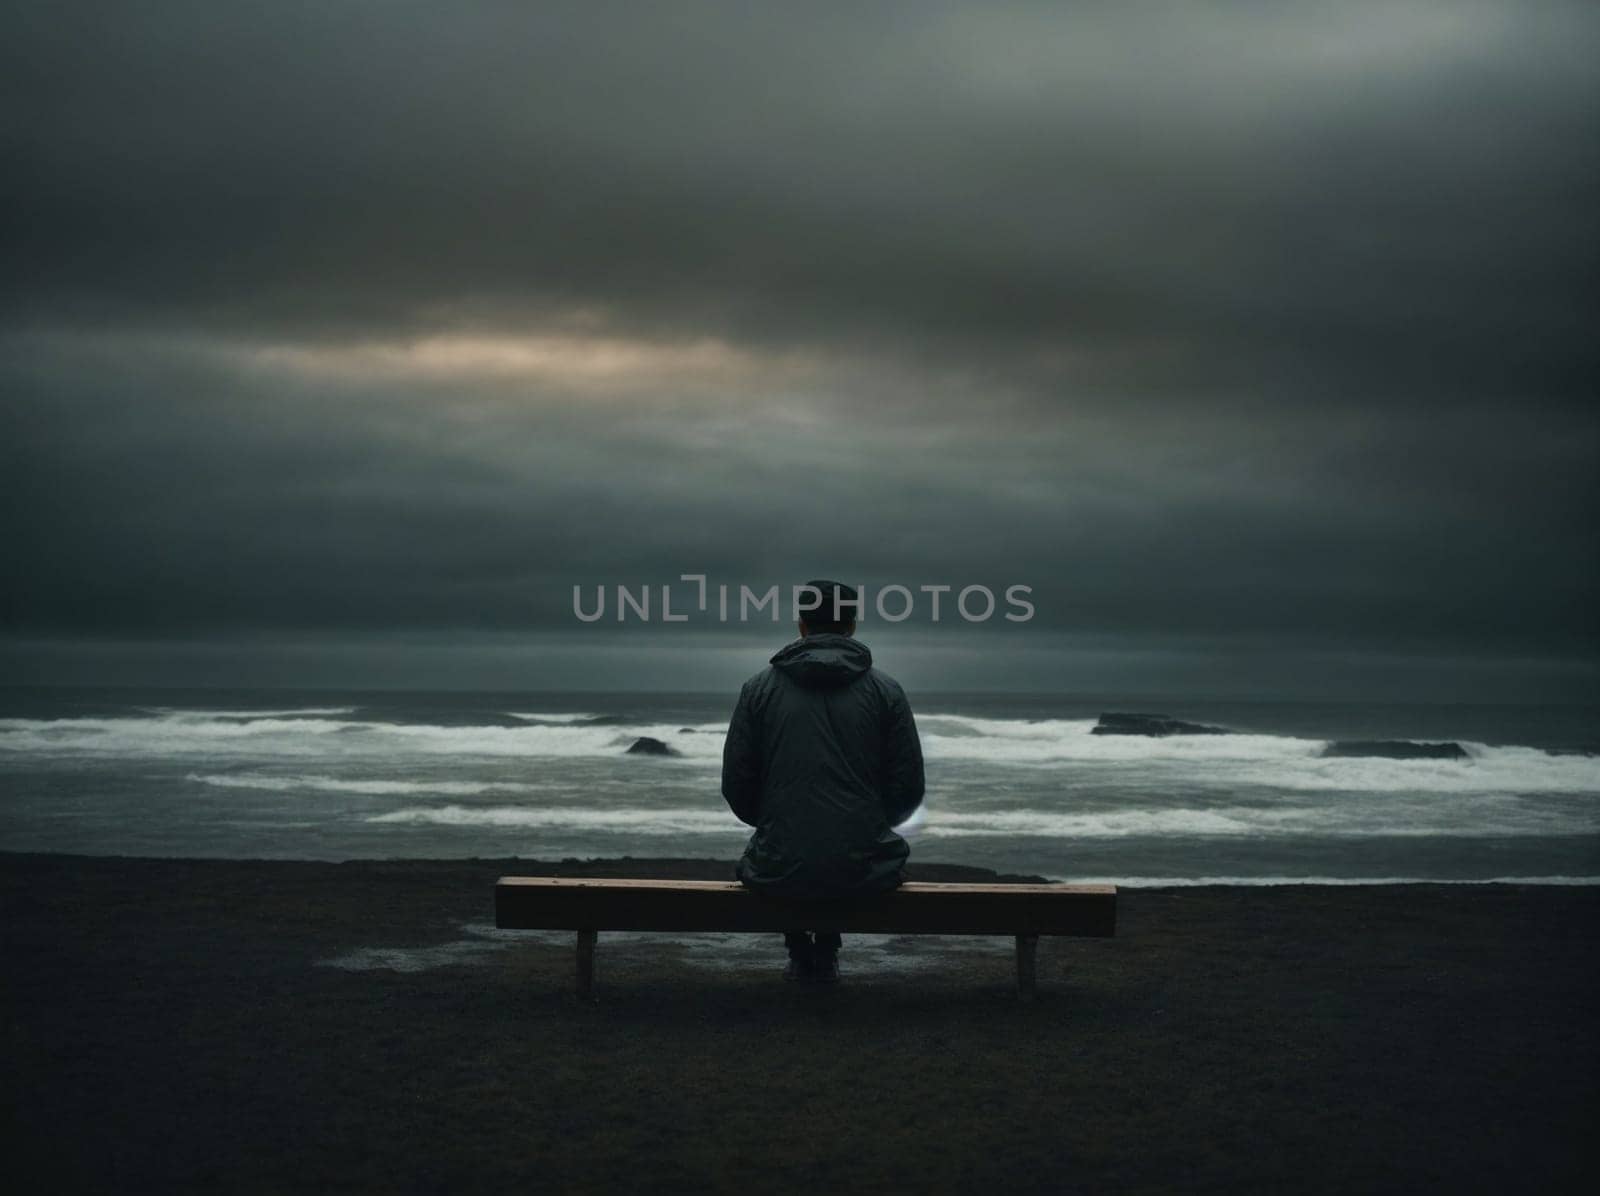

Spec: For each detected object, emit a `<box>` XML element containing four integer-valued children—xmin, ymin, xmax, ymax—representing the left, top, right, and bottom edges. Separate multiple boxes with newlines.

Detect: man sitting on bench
<box><xmin>721</xmin><ymin>579</ymin><xmax>926</xmax><ymax>983</ymax></box>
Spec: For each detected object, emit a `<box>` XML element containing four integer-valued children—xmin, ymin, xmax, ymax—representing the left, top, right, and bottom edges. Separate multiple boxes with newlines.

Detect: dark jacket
<box><xmin>721</xmin><ymin>633</ymin><xmax>925</xmax><ymax>899</ymax></box>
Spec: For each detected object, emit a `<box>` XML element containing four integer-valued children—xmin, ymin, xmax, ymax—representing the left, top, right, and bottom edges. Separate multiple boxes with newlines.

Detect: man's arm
<box><xmin>882</xmin><ymin>684</ymin><xmax>925</xmax><ymax>827</ymax></box>
<box><xmin>721</xmin><ymin>681</ymin><xmax>762</xmax><ymax>826</ymax></box>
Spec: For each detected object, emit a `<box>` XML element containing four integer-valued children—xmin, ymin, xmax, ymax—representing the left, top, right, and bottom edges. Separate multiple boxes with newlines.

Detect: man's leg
<box><xmin>811</xmin><ymin>930</ymin><xmax>841</xmax><ymax>983</ymax></box>
<box><xmin>782</xmin><ymin>930</ymin><xmax>812</xmax><ymax>981</ymax></box>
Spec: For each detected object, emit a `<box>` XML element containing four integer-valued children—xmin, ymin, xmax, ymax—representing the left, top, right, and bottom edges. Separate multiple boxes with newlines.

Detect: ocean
<box><xmin>1</xmin><ymin>686</ymin><xmax>1596</xmax><ymax>885</ymax></box>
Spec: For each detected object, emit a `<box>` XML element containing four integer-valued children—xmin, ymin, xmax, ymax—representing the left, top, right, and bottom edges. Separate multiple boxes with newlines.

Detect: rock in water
<box><xmin>1321</xmin><ymin>740</ymin><xmax>1468</xmax><ymax>760</ymax></box>
<box><xmin>625</xmin><ymin>736</ymin><xmax>680</xmax><ymax>757</ymax></box>
<box><xmin>1091</xmin><ymin>712</ymin><xmax>1227</xmax><ymax>737</ymax></box>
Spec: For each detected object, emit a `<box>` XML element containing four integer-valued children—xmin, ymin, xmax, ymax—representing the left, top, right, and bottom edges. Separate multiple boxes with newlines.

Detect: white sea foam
<box><xmin>186</xmin><ymin>773</ymin><xmax>559</xmax><ymax>797</ymax></box>
<box><xmin>362</xmin><ymin>794</ymin><xmax>1596</xmax><ymax>839</ymax></box>
<box><xmin>916</xmin><ymin>798</ymin><xmax>1596</xmax><ymax>838</ymax></box>
<box><xmin>2</xmin><ymin>712</ymin><xmax>1594</xmax><ymax>800</ymax></box>
<box><xmin>0</xmin><ymin>714</ymin><xmax>728</xmax><ymax>761</ymax></box>
<box><xmin>0</xmin><ymin>715</ymin><xmax>370</xmax><ymax>755</ymax></box>
<box><xmin>140</xmin><ymin>706</ymin><xmax>357</xmax><ymax>718</ymax></box>
<box><xmin>918</xmin><ymin>715</ymin><xmax>1600</xmax><ymax>794</ymax></box>
<box><xmin>367</xmin><ymin>804</ymin><xmax>748</xmax><ymax>834</ymax></box>
<box><xmin>920</xmin><ymin>715</ymin><xmax>1317</xmax><ymax>763</ymax></box>
<box><xmin>8</xmin><ymin>696</ymin><xmax>1593</xmax><ymax>872</ymax></box>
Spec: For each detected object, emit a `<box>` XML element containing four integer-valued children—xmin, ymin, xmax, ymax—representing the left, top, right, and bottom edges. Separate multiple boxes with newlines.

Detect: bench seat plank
<box><xmin>496</xmin><ymin>877</ymin><xmax>1117</xmax><ymax>937</ymax></box>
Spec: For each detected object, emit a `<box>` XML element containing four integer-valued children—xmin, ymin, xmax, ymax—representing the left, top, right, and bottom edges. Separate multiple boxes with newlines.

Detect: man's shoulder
<box><xmin>864</xmin><ymin>667</ymin><xmax>911</xmax><ymax>704</ymax></box>
<box><xmin>738</xmin><ymin>666</ymin><xmax>779</xmax><ymax>698</ymax></box>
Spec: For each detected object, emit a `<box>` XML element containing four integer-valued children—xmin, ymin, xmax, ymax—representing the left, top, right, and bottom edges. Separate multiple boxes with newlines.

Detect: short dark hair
<box><xmin>797</xmin><ymin>579</ymin><xmax>861</xmax><ymax>633</ymax></box>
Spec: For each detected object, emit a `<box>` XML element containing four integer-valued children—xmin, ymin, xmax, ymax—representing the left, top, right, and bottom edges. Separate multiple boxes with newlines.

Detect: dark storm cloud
<box><xmin>3</xmin><ymin>327</ymin><xmax>1592</xmax><ymax>658</ymax></box>
<box><xmin>6</xmin><ymin>1</ymin><xmax>1596</xmax><ymax>399</ymax></box>
<box><xmin>2</xmin><ymin>1</ymin><xmax>1597</xmax><ymax>684</ymax></box>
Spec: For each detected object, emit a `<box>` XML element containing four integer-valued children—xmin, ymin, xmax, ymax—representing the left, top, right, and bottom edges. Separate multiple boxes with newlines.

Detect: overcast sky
<box><xmin>2</xmin><ymin>1</ymin><xmax>1596</xmax><ymax>696</ymax></box>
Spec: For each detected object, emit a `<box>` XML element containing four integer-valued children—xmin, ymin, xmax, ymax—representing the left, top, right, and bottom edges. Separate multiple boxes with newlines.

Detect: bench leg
<box><xmin>576</xmin><ymin>929</ymin><xmax>597</xmax><ymax>1000</ymax></box>
<box><xmin>1015</xmin><ymin>934</ymin><xmax>1039</xmax><ymax>1000</ymax></box>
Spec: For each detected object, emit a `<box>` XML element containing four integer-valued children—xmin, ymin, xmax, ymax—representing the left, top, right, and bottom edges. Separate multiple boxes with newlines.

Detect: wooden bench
<box><xmin>494</xmin><ymin>877</ymin><xmax>1117</xmax><ymax>998</ymax></box>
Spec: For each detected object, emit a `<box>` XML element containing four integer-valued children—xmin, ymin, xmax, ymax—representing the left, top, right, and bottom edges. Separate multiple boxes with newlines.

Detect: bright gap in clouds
<box><xmin>250</xmin><ymin>332</ymin><xmax>815</xmax><ymax>390</ymax></box>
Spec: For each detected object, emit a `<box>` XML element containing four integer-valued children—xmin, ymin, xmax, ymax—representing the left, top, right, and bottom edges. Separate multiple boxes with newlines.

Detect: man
<box><xmin>721</xmin><ymin>579</ymin><xmax>925</xmax><ymax>983</ymax></box>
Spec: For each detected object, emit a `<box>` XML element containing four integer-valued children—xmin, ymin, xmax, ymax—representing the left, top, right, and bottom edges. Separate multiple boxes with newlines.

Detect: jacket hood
<box><xmin>769</xmin><ymin>633</ymin><xmax>872</xmax><ymax>689</ymax></box>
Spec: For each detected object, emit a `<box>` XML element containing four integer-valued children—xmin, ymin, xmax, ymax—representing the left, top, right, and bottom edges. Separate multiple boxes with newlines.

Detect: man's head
<box><xmin>796</xmin><ymin>579</ymin><xmax>861</xmax><ymax>637</ymax></box>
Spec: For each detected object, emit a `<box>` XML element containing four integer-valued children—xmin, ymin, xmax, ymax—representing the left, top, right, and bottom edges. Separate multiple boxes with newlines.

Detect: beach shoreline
<box><xmin>3</xmin><ymin>852</ymin><xmax>1596</xmax><ymax>1192</ymax></box>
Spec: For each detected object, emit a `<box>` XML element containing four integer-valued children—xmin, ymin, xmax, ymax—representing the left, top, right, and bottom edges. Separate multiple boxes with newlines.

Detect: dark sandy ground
<box><xmin>2</xmin><ymin>853</ymin><xmax>1596</xmax><ymax>1194</ymax></box>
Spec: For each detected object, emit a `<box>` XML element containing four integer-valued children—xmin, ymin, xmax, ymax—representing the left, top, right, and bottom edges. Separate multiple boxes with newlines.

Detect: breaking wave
<box><xmin>0</xmin><ymin>712</ymin><xmax>727</xmax><ymax>761</ymax></box>
<box><xmin>368</xmin><ymin>804</ymin><xmax>747</xmax><ymax>835</ymax></box>
<box><xmin>919</xmin><ymin>715</ymin><xmax>1600</xmax><ymax>794</ymax></box>
<box><xmin>364</xmin><ymin>796</ymin><xmax>1596</xmax><ymax>839</ymax></box>
<box><xmin>914</xmin><ymin>799</ymin><xmax>1596</xmax><ymax>838</ymax></box>
<box><xmin>153</xmin><ymin>706</ymin><xmax>355</xmax><ymax>716</ymax></box>
<box><xmin>3</xmin><ymin>695</ymin><xmax>1595</xmax><ymax>873</ymax></box>
<box><xmin>186</xmin><ymin>773</ymin><xmax>559</xmax><ymax>797</ymax></box>
<box><xmin>1</xmin><ymin>710</ymin><xmax>1595</xmax><ymax>799</ymax></box>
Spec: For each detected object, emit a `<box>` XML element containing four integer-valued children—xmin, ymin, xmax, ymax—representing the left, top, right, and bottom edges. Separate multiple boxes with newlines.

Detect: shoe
<box><xmin>810</xmin><ymin>951</ymin><xmax>839</xmax><ymax>984</ymax></box>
